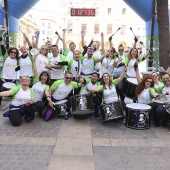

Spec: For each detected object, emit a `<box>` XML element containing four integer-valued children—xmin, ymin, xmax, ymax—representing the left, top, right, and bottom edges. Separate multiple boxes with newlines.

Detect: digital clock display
<box><xmin>71</xmin><ymin>8</ymin><xmax>95</xmax><ymax>17</ymax></box>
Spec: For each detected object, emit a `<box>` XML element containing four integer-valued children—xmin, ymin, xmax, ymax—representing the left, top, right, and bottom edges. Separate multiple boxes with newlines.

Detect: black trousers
<box><xmin>156</xmin><ymin>105</ymin><xmax>170</xmax><ymax>123</ymax></box>
<box><xmin>9</xmin><ymin>104</ymin><xmax>36</xmax><ymax>126</ymax></box>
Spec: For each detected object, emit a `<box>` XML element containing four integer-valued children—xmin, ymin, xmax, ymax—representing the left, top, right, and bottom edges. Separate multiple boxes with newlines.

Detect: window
<box><xmin>96</xmin><ymin>7</ymin><xmax>99</xmax><ymax>14</ymax></box>
<box><xmin>107</xmin><ymin>24</ymin><xmax>112</xmax><ymax>34</ymax></box>
<box><xmin>42</xmin><ymin>30</ymin><xmax>45</xmax><ymax>34</ymax></box>
<box><xmin>121</xmin><ymin>25</ymin><xmax>126</xmax><ymax>35</ymax></box>
<box><xmin>108</xmin><ymin>8</ymin><xmax>111</xmax><ymax>15</ymax></box>
<box><xmin>67</xmin><ymin>23</ymin><xmax>73</xmax><ymax>34</ymax></box>
<box><xmin>122</xmin><ymin>8</ymin><xmax>126</xmax><ymax>15</ymax></box>
<box><xmin>48</xmin><ymin>23</ymin><xmax>51</xmax><ymax>28</ymax></box>
<box><xmin>42</xmin><ymin>22</ymin><xmax>45</xmax><ymax>27</ymax></box>
<box><xmin>81</xmin><ymin>24</ymin><xmax>87</xmax><ymax>32</ymax></box>
<box><xmin>138</xmin><ymin>28</ymin><xmax>141</xmax><ymax>32</ymax></box>
<box><xmin>94</xmin><ymin>24</ymin><xmax>99</xmax><ymax>34</ymax></box>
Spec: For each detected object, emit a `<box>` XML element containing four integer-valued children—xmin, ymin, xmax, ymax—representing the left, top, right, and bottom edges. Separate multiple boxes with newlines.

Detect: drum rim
<box><xmin>152</xmin><ymin>99</ymin><xmax>165</xmax><ymax>104</ymax></box>
<box><xmin>54</xmin><ymin>99</ymin><xmax>67</xmax><ymax>105</ymax></box>
<box><xmin>3</xmin><ymin>82</ymin><xmax>16</xmax><ymax>88</ymax></box>
<box><xmin>126</xmin><ymin>78</ymin><xmax>138</xmax><ymax>85</ymax></box>
<box><xmin>71</xmin><ymin>94</ymin><xmax>90</xmax><ymax>97</ymax></box>
<box><xmin>126</xmin><ymin>103</ymin><xmax>151</xmax><ymax>110</ymax></box>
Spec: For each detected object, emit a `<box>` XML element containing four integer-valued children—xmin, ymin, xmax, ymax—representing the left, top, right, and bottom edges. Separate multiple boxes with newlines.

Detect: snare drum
<box><xmin>3</xmin><ymin>82</ymin><xmax>16</xmax><ymax>91</ymax></box>
<box><xmin>99</xmin><ymin>101</ymin><xmax>123</xmax><ymax>122</ymax></box>
<box><xmin>123</xmin><ymin>78</ymin><xmax>138</xmax><ymax>100</ymax></box>
<box><xmin>70</xmin><ymin>95</ymin><xmax>93</xmax><ymax>119</ymax></box>
<box><xmin>125</xmin><ymin>103</ymin><xmax>151</xmax><ymax>129</ymax></box>
<box><xmin>54</xmin><ymin>100</ymin><xmax>68</xmax><ymax>119</ymax></box>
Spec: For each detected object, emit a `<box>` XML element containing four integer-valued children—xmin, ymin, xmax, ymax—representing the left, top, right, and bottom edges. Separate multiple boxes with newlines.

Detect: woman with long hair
<box><xmin>32</xmin><ymin>55</ymin><xmax>51</xmax><ymax>117</ymax></box>
<box><xmin>151</xmin><ymin>72</ymin><xmax>164</xmax><ymax>90</ymax></box>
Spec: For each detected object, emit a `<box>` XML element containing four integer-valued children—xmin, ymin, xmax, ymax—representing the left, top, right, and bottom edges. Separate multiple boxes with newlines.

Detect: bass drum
<box><xmin>123</xmin><ymin>78</ymin><xmax>137</xmax><ymax>100</ymax></box>
<box><xmin>99</xmin><ymin>101</ymin><xmax>123</xmax><ymax>122</ymax></box>
<box><xmin>70</xmin><ymin>95</ymin><xmax>94</xmax><ymax>119</ymax></box>
<box><xmin>124</xmin><ymin>103</ymin><xmax>151</xmax><ymax>129</ymax></box>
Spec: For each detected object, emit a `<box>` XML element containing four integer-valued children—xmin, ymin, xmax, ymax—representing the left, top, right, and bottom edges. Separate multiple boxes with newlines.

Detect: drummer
<box><xmin>134</xmin><ymin>64</ymin><xmax>161</xmax><ymax>127</ymax></box>
<box><xmin>44</xmin><ymin>72</ymin><xmax>81</xmax><ymax>121</ymax></box>
<box><xmin>86</xmin><ymin>67</ymin><xmax>127</xmax><ymax>104</ymax></box>
<box><xmin>79</xmin><ymin>72</ymin><xmax>101</xmax><ymax>118</ymax></box>
<box><xmin>155</xmin><ymin>72</ymin><xmax>170</xmax><ymax>127</ymax></box>
<box><xmin>0</xmin><ymin>77</ymin><xmax>36</xmax><ymax>126</ymax></box>
<box><xmin>32</xmin><ymin>55</ymin><xmax>51</xmax><ymax>117</ymax></box>
<box><xmin>0</xmin><ymin>40</ymin><xmax>19</xmax><ymax>106</ymax></box>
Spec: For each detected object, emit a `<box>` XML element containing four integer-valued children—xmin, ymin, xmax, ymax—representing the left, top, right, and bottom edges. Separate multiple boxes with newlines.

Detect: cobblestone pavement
<box><xmin>0</xmin><ymin>104</ymin><xmax>170</xmax><ymax>170</ymax></box>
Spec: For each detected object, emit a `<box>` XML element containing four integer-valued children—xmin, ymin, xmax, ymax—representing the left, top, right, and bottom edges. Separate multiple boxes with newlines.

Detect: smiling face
<box><xmin>64</xmin><ymin>73</ymin><xmax>73</xmax><ymax>85</ymax></box>
<box><xmin>152</xmin><ymin>72</ymin><xmax>159</xmax><ymax>82</ymax></box>
<box><xmin>40</xmin><ymin>73</ymin><xmax>48</xmax><ymax>84</ymax></box>
<box><xmin>40</xmin><ymin>45</ymin><xmax>48</xmax><ymax>56</ymax></box>
<box><xmin>162</xmin><ymin>73</ymin><xmax>170</xmax><ymax>87</ymax></box>
<box><xmin>9</xmin><ymin>49</ymin><xmax>17</xmax><ymax>58</ymax></box>
<box><xmin>145</xmin><ymin>79</ymin><xmax>153</xmax><ymax>88</ymax></box>
<box><xmin>131</xmin><ymin>49</ymin><xmax>138</xmax><ymax>59</ymax></box>
<box><xmin>20</xmin><ymin>46</ymin><xmax>28</xmax><ymax>56</ymax></box>
<box><xmin>91</xmin><ymin>73</ymin><xmax>99</xmax><ymax>84</ymax></box>
<box><xmin>73</xmin><ymin>50</ymin><xmax>80</xmax><ymax>60</ymax></box>
<box><xmin>102</xmin><ymin>73</ymin><xmax>110</xmax><ymax>84</ymax></box>
<box><xmin>20</xmin><ymin>78</ymin><xmax>30</xmax><ymax>87</ymax></box>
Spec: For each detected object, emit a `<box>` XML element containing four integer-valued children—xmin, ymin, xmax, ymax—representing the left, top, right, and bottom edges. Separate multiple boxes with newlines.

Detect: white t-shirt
<box><xmin>11</xmin><ymin>88</ymin><xmax>31</xmax><ymax>106</ymax></box>
<box><xmin>36</xmin><ymin>54</ymin><xmax>48</xmax><ymax>76</ymax></box>
<box><xmin>81</xmin><ymin>58</ymin><xmax>95</xmax><ymax>75</ymax></box>
<box><xmin>80</xmin><ymin>81</ymin><xmax>98</xmax><ymax>95</ymax></box>
<box><xmin>162</xmin><ymin>86</ymin><xmax>170</xmax><ymax>102</ymax></box>
<box><xmin>32</xmin><ymin>82</ymin><xmax>46</xmax><ymax>102</ymax></box>
<box><xmin>48</xmin><ymin>52</ymin><xmax>53</xmax><ymax>58</ymax></box>
<box><xmin>103</xmin><ymin>85</ymin><xmax>118</xmax><ymax>104</ymax></box>
<box><xmin>138</xmin><ymin>88</ymin><xmax>151</xmax><ymax>104</ymax></box>
<box><xmin>127</xmin><ymin>58</ymin><xmax>137</xmax><ymax>78</ymax></box>
<box><xmin>49</xmin><ymin>56</ymin><xmax>64</xmax><ymax>79</ymax></box>
<box><xmin>66</xmin><ymin>51</ymin><xmax>73</xmax><ymax>60</ymax></box>
<box><xmin>113</xmin><ymin>55</ymin><xmax>125</xmax><ymax>77</ymax></box>
<box><xmin>2</xmin><ymin>56</ymin><xmax>17</xmax><ymax>79</ymax></box>
<box><xmin>52</xmin><ymin>83</ymin><xmax>73</xmax><ymax>100</ymax></box>
<box><xmin>19</xmin><ymin>56</ymin><xmax>32</xmax><ymax>77</ymax></box>
<box><xmin>100</xmin><ymin>57</ymin><xmax>114</xmax><ymax>78</ymax></box>
<box><xmin>93</xmin><ymin>50</ymin><xmax>101</xmax><ymax>71</ymax></box>
<box><xmin>71</xmin><ymin>60</ymin><xmax>82</xmax><ymax>77</ymax></box>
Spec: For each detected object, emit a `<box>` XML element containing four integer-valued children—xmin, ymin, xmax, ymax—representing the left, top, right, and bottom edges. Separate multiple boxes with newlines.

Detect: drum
<box><xmin>70</xmin><ymin>95</ymin><xmax>93</xmax><ymax>119</ymax></box>
<box><xmin>152</xmin><ymin>99</ymin><xmax>164</xmax><ymax>106</ymax></box>
<box><xmin>54</xmin><ymin>100</ymin><xmax>68</xmax><ymax>119</ymax></box>
<box><xmin>99</xmin><ymin>101</ymin><xmax>123</xmax><ymax>122</ymax></box>
<box><xmin>123</xmin><ymin>78</ymin><xmax>138</xmax><ymax>100</ymax></box>
<box><xmin>3</xmin><ymin>82</ymin><xmax>16</xmax><ymax>91</ymax></box>
<box><xmin>125</xmin><ymin>103</ymin><xmax>151</xmax><ymax>129</ymax></box>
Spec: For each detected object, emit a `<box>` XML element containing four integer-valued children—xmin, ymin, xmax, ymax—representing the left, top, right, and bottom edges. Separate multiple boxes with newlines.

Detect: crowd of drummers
<box><xmin>0</xmin><ymin>29</ymin><xmax>169</xmax><ymax>127</ymax></box>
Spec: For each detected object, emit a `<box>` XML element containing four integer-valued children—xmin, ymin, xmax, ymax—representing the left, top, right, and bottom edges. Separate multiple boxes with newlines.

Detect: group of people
<box><xmin>0</xmin><ymin>29</ymin><xmax>169</xmax><ymax>128</ymax></box>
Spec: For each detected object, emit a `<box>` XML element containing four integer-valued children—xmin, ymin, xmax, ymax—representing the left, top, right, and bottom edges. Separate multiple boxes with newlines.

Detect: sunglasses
<box><xmin>152</xmin><ymin>75</ymin><xmax>157</xmax><ymax>77</ymax></box>
<box><xmin>10</xmin><ymin>51</ymin><xmax>17</xmax><ymax>54</ymax></box>
<box><xmin>41</xmin><ymin>48</ymin><xmax>47</xmax><ymax>51</ymax></box>
<box><xmin>146</xmin><ymin>80</ymin><xmax>152</xmax><ymax>84</ymax></box>
<box><xmin>162</xmin><ymin>77</ymin><xmax>170</xmax><ymax>81</ymax></box>
<box><xmin>66</xmin><ymin>77</ymin><xmax>73</xmax><ymax>80</ymax></box>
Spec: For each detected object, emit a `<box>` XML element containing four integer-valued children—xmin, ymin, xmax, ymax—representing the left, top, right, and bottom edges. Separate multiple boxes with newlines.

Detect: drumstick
<box><xmin>51</xmin><ymin>102</ymin><xmax>56</xmax><ymax>110</ymax></box>
<box><xmin>139</xmin><ymin>41</ymin><xmax>149</xmax><ymax>50</ymax></box>
<box><xmin>108</xmin><ymin>27</ymin><xmax>121</xmax><ymax>40</ymax></box>
<box><xmin>130</xmin><ymin>27</ymin><xmax>136</xmax><ymax>37</ymax></box>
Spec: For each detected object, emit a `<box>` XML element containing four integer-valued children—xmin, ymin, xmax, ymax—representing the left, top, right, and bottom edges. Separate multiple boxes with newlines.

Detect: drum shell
<box><xmin>70</xmin><ymin>95</ymin><xmax>94</xmax><ymax>119</ymax></box>
<box><xmin>99</xmin><ymin>101</ymin><xmax>123</xmax><ymax>122</ymax></box>
<box><xmin>54</xmin><ymin>101</ymin><xmax>68</xmax><ymax>116</ymax></box>
<box><xmin>125</xmin><ymin>105</ymin><xmax>151</xmax><ymax>129</ymax></box>
<box><xmin>123</xmin><ymin>78</ymin><xmax>137</xmax><ymax>100</ymax></box>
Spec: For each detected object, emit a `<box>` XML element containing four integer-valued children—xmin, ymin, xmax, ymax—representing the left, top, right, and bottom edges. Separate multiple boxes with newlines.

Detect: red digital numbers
<box><xmin>71</xmin><ymin>8</ymin><xmax>95</xmax><ymax>17</ymax></box>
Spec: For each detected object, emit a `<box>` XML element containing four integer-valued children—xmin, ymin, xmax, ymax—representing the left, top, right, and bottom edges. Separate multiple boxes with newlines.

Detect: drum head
<box><xmin>127</xmin><ymin>78</ymin><xmax>138</xmax><ymax>85</ymax></box>
<box><xmin>55</xmin><ymin>100</ymin><xmax>67</xmax><ymax>105</ymax></box>
<box><xmin>126</xmin><ymin>103</ymin><xmax>151</xmax><ymax>110</ymax></box>
<box><xmin>3</xmin><ymin>82</ymin><xmax>16</xmax><ymax>89</ymax></box>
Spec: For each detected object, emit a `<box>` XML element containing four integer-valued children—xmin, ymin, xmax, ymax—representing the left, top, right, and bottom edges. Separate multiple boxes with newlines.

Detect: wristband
<box><xmin>135</xmin><ymin>68</ymin><xmax>139</xmax><ymax>72</ymax></box>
